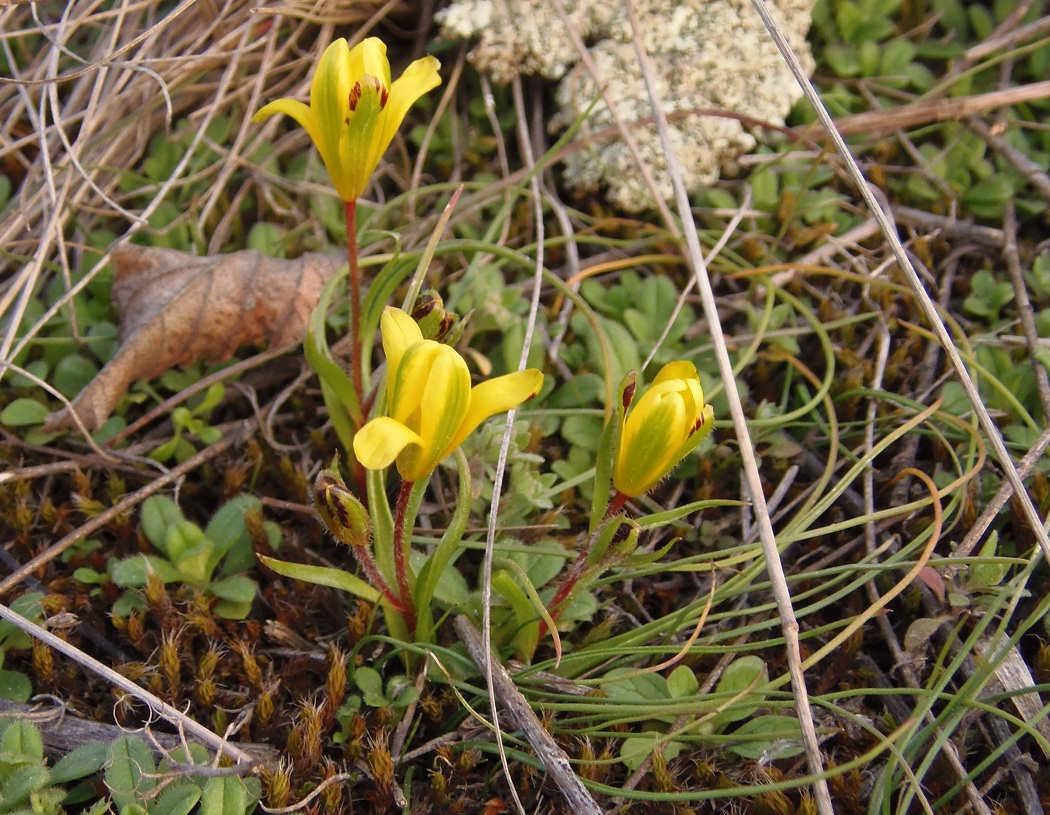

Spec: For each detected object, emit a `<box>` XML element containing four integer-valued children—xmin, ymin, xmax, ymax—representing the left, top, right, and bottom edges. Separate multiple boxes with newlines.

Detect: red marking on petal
<box><xmin>622</xmin><ymin>381</ymin><xmax>636</xmax><ymax>410</ymax></box>
<box><xmin>348</xmin><ymin>81</ymin><xmax>362</xmax><ymax>112</ymax></box>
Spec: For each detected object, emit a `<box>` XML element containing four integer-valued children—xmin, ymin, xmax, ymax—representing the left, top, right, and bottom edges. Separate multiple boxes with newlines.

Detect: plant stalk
<box><xmin>344</xmin><ymin>199</ymin><xmax>364</xmax><ymax>407</ymax></box>
<box><xmin>544</xmin><ymin>490</ymin><xmax>629</xmax><ymax>632</ymax></box>
<box><xmin>344</xmin><ymin>199</ymin><xmax>369</xmax><ymax>498</ymax></box>
<box><xmin>393</xmin><ymin>479</ymin><xmax>417</xmax><ymax>622</ymax></box>
<box><xmin>352</xmin><ymin>544</ymin><xmax>407</xmax><ymax>616</ymax></box>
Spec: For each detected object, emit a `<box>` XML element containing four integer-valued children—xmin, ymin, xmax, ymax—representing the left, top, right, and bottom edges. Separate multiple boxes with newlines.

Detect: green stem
<box><xmin>393</xmin><ymin>479</ymin><xmax>417</xmax><ymax>623</ymax></box>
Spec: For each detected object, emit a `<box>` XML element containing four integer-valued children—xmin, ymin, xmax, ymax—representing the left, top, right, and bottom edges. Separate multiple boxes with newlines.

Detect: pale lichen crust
<box><xmin>437</xmin><ymin>0</ymin><xmax>815</xmax><ymax>211</ymax></box>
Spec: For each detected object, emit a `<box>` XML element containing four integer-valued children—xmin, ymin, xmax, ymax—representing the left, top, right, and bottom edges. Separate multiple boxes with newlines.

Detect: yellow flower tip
<box><xmin>612</xmin><ymin>361</ymin><xmax>714</xmax><ymax>498</ymax></box>
<box><xmin>357</xmin><ymin>308</ymin><xmax>543</xmax><ymax>481</ymax></box>
<box><xmin>254</xmin><ymin>36</ymin><xmax>442</xmax><ymax>202</ymax></box>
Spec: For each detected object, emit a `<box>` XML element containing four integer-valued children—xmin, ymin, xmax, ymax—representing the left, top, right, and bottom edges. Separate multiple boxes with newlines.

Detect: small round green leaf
<box><xmin>0</xmin><ymin>398</ymin><xmax>49</xmax><ymax>427</ymax></box>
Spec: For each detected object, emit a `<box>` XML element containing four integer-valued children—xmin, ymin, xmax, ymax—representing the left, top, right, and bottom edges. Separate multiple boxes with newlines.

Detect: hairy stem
<box><xmin>344</xmin><ymin>199</ymin><xmax>364</xmax><ymax>404</ymax></box>
<box><xmin>542</xmin><ymin>490</ymin><xmax>630</xmax><ymax>636</ymax></box>
<box><xmin>344</xmin><ymin>199</ymin><xmax>368</xmax><ymax>497</ymax></box>
<box><xmin>393</xmin><ymin>479</ymin><xmax>417</xmax><ymax>623</ymax></box>
<box><xmin>352</xmin><ymin>544</ymin><xmax>407</xmax><ymax>616</ymax></box>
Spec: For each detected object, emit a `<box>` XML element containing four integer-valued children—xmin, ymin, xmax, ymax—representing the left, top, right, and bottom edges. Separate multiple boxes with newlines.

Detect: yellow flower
<box><xmin>354</xmin><ymin>308</ymin><xmax>544</xmax><ymax>482</ymax></box>
<box><xmin>612</xmin><ymin>361</ymin><xmax>714</xmax><ymax>497</ymax></box>
<box><xmin>253</xmin><ymin>37</ymin><xmax>441</xmax><ymax>202</ymax></box>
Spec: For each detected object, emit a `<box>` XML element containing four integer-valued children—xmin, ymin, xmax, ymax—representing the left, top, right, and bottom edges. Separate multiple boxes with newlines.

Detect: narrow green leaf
<box><xmin>258</xmin><ymin>556</ymin><xmax>380</xmax><ymax>604</ymax></box>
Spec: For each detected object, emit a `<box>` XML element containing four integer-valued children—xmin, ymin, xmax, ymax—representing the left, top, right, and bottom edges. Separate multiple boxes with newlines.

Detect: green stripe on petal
<box><xmin>419</xmin><ymin>347</ymin><xmax>471</xmax><ymax>468</ymax></box>
<box><xmin>311</xmin><ymin>40</ymin><xmax>352</xmax><ymax>191</ymax></box>
<box><xmin>390</xmin><ymin>340</ymin><xmax>442</xmax><ymax>426</ymax></box>
<box><xmin>615</xmin><ymin>394</ymin><xmax>686</xmax><ymax>496</ymax></box>
<box><xmin>340</xmin><ymin>75</ymin><xmax>386</xmax><ymax>202</ymax></box>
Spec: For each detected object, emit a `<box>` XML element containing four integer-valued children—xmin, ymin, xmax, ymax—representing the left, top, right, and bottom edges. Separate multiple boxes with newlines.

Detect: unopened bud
<box><xmin>314</xmin><ymin>460</ymin><xmax>370</xmax><ymax>549</ymax></box>
<box><xmin>621</xmin><ymin>372</ymin><xmax>637</xmax><ymax>411</ymax></box>
<box><xmin>412</xmin><ymin>290</ymin><xmax>456</xmax><ymax>342</ymax></box>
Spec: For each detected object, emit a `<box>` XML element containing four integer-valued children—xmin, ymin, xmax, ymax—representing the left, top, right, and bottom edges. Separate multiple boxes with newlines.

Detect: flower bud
<box><xmin>314</xmin><ymin>461</ymin><xmax>370</xmax><ymax>549</ymax></box>
<box><xmin>412</xmin><ymin>290</ymin><xmax>456</xmax><ymax>342</ymax></box>
<box><xmin>612</xmin><ymin>361</ymin><xmax>714</xmax><ymax>497</ymax></box>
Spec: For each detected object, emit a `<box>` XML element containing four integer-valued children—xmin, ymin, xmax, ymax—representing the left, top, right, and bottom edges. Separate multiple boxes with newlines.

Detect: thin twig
<box><xmin>478</xmin><ymin>73</ymin><xmax>551</xmax><ymax>815</ymax></box>
<box><xmin>0</xmin><ymin>605</ymin><xmax>262</xmax><ymax>770</ymax></box>
<box><xmin>749</xmin><ymin>0</ymin><xmax>1050</xmax><ymax>568</ymax></box>
<box><xmin>820</xmin><ymin>81</ymin><xmax>1050</xmax><ymax>139</ymax></box>
<box><xmin>624</xmin><ymin>3</ymin><xmax>834</xmax><ymax>812</ymax></box>
<box><xmin>454</xmin><ymin>617</ymin><xmax>602</xmax><ymax>815</ymax></box>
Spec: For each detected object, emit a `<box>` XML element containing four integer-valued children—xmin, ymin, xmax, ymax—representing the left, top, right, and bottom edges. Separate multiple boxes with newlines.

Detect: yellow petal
<box><xmin>380</xmin><ymin>55</ymin><xmax>442</xmax><ymax>153</ymax></box>
<box><xmin>353</xmin><ymin>37</ymin><xmax>391</xmax><ymax>88</ymax></box>
<box><xmin>449</xmin><ymin>369</ymin><xmax>544</xmax><ymax>453</ymax></box>
<box><xmin>417</xmin><ymin>346</ymin><xmax>472</xmax><ymax>466</ymax></box>
<box><xmin>311</xmin><ymin>39</ymin><xmax>352</xmax><ymax>149</ymax></box>
<box><xmin>252</xmin><ymin>98</ymin><xmax>322</xmax><ymax>147</ymax></box>
<box><xmin>347</xmin><ymin>38</ymin><xmax>389</xmax><ymax>85</ymax></box>
<box><xmin>381</xmin><ymin>307</ymin><xmax>425</xmax><ymax>406</ymax></box>
<box><xmin>652</xmin><ymin>360</ymin><xmax>698</xmax><ymax>385</ymax></box>
<box><xmin>614</xmin><ymin>389</ymin><xmax>687</xmax><ymax>496</ymax></box>
<box><xmin>354</xmin><ymin>416</ymin><xmax>424</xmax><ymax>471</ymax></box>
<box><xmin>389</xmin><ymin>340</ymin><xmax>443</xmax><ymax>426</ymax></box>
<box><xmin>612</xmin><ymin>362</ymin><xmax>713</xmax><ymax>497</ymax></box>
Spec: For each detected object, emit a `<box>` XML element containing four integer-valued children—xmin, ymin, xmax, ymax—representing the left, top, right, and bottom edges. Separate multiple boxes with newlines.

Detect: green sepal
<box><xmin>314</xmin><ymin>457</ymin><xmax>371</xmax><ymax>549</ymax></box>
<box><xmin>590</xmin><ymin>371</ymin><xmax>634</xmax><ymax>532</ymax></box>
<box><xmin>588</xmin><ymin>514</ymin><xmax>630</xmax><ymax>569</ymax></box>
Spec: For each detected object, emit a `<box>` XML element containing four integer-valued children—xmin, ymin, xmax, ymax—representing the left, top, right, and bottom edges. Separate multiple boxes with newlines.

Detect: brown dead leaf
<box><xmin>45</xmin><ymin>244</ymin><xmax>341</xmax><ymax>433</ymax></box>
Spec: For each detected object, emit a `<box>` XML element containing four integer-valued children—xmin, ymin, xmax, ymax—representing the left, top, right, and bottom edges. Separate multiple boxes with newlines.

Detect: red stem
<box><xmin>542</xmin><ymin>491</ymin><xmax>630</xmax><ymax>637</ymax></box>
<box><xmin>352</xmin><ymin>545</ymin><xmax>407</xmax><ymax>615</ymax></box>
<box><xmin>393</xmin><ymin>479</ymin><xmax>417</xmax><ymax>621</ymax></box>
<box><xmin>344</xmin><ymin>199</ymin><xmax>368</xmax><ymax>498</ymax></box>
<box><xmin>344</xmin><ymin>199</ymin><xmax>364</xmax><ymax>405</ymax></box>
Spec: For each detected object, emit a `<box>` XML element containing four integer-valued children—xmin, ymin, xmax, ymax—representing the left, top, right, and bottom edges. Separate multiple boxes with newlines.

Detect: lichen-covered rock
<box><xmin>437</xmin><ymin>0</ymin><xmax>815</xmax><ymax>211</ymax></box>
